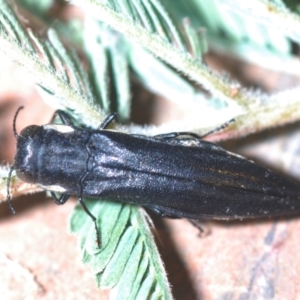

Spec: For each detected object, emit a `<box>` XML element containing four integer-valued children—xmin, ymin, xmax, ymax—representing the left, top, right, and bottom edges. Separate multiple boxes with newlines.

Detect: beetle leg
<box><xmin>147</xmin><ymin>205</ymin><xmax>210</xmax><ymax>236</ymax></box>
<box><xmin>78</xmin><ymin>196</ymin><xmax>101</xmax><ymax>247</ymax></box>
<box><xmin>154</xmin><ymin>132</ymin><xmax>201</xmax><ymax>140</ymax></box>
<box><xmin>145</xmin><ymin>205</ymin><xmax>180</xmax><ymax>219</ymax></box>
<box><xmin>154</xmin><ymin>119</ymin><xmax>234</xmax><ymax>140</ymax></box>
<box><xmin>189</xmin><ymin>220</ymin><xmax>210</xmax><ymax>237</ymax></box>
<box><xmin>51</xmin><ymin>192</ymin><xmax>70</xmax><ymax>205</ymax></box>
<box><xmin>51</xmin><ymin>111</ymin><xmax>118</xmax><ymax>129</ymax></box>
<box><xmin>200</xmin><ymin>119</ymin><xmax>234</xmax><ymax>139</ymax></box>
<box><xmin>99</xmin><ymin>113</ymin><xmax>118</xmax><ymax>129</ymax></box>
<box><xmin>51</xmin><ymin>110</ymin><xmax>74</xmax><ymax>125</ymax></box>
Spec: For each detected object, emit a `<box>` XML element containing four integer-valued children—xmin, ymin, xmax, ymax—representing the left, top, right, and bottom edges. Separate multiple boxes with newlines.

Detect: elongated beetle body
<box><xmin>7</xmin><ymin>107</ymin><xmax>300</xmax><ymax>244</ymax></box>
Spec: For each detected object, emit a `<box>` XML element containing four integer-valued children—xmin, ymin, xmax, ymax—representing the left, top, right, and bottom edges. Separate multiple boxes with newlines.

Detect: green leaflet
<box><xmin>69</xmin><ymin>200</ymin><xmax>172</xmax><ymax>299</ymax></box>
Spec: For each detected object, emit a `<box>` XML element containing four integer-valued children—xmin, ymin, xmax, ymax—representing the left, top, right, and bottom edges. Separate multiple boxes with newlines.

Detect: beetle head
<box><xmin>14</xmin><ymin>125</ymin><xmax>43</xmax><ymax>184</ymax></box>
<box><xmin>7</xmin><ymin>106</ymin><xmax>41</xmax><ymax>214</ymax></box>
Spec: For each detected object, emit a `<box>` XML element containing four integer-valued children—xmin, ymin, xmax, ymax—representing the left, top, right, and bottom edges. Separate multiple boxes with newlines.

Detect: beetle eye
<box><xmin>19</xmin><ymin>125</ymin><xmax>40</xmax><ymax>139</ymax></box>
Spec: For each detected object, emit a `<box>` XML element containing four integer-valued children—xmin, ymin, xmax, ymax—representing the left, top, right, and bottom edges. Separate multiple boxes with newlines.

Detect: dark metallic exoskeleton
<box><xmin>7</xmin><ymin>107</ymin><xmax>300</xmax><ymax>244</ymax></box>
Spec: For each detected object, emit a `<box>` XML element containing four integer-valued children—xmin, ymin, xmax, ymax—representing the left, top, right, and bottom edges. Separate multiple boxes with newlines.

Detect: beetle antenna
<box><xmin>7</xmin><ymin>166</ymin><xmax>16</xmax><ymax>215</ymax></box>
<box><xmin>13</xmin><ymin>106</ymin><xmax>24</xmax><ymax>138</ymax></box>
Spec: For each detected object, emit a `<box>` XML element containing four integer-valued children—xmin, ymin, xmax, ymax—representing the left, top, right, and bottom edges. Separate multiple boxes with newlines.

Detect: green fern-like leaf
<box><xmin>0</xmin><ymin>1</ymin><xmax>105</xmax><ymax>126</ymax></box>
<box><xmin>69</xmin><ymin>0</ymin><xmax>300</xmax><ymax>138</ymax></box>
<box><xmin>84</xmin><ymin>20</ymin><xmax>131</xmax><ymax>121</ymax></box>
<box><xmin>69</xmin><ymin>200</ymin><xmax>172</xmax><ymax>299</ymax></box>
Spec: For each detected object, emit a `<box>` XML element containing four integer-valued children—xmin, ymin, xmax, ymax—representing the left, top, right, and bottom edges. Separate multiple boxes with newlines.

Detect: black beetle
<box><xmin>7</xmin><ymin>107</ymin><xmax>300</xmax><ymax>244</ymax></box>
